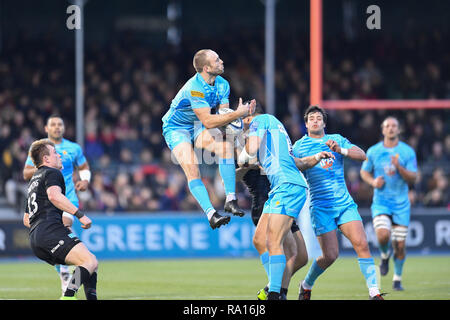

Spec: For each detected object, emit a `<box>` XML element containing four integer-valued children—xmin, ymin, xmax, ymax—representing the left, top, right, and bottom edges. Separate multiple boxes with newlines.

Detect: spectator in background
<box><xmin>0</xmin><ymin>25</ymin><xmax>448</xmax><ymax>214</ymax></box>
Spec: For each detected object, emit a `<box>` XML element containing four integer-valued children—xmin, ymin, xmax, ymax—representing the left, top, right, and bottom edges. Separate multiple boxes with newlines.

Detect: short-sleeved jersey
<box><xmin>26</xmin><ymin>138</ymin><xmax>86</xmax><ymax>207</ymax></box>
<box><xmin>248</xmin><ymin>114</ymin><xmax>308</xmax><ymax>191</ymax></box>
<box><xmin>27</xmin><ymin>166</ymin><xmax>66</xmax><ymax>231</ymax></box>
<box><xmin>162</xmin><ymin>73</ymin><xmax>230</xmax><ymax>130</ymax></box>
<box><xmin>292</xmin><ymin>134</ymin><xmax>356</xmax><ymax>208</ymax></box>
<box><xmin>361</xmin><ymin>141</ymin><xmax>417</xmax><ymax>206</ymax></box>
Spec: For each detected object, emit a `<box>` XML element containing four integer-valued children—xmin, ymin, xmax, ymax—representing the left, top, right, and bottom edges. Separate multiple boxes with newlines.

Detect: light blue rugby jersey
<box><xmin>292</xmin><ymin>134</ymin><xmax>356</xmax><ymax>208</ymax></box>
<box><xmin>162</xmin><ymin>73</ymin><xmax>230</xmax><ymax>130</ymax></box>
<box><xmin>361</xmin><ymin>141</ymin><xmax>417</xmax><ymax>207</ymax></box>
<box><xmin>26</xmin><ymin>138</ymin><xmax>87</xmax><ymax>207</ymax></box>
<box><xmin>248</xmin><ymin>114</ymin><xmax>308</xmax><ymax>191</ymax></box>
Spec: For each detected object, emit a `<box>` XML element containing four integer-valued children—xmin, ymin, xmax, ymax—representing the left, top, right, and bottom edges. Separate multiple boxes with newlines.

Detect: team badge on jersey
<box><xmin>320</xmin><ymin>158</ymin><xmax>334</xmax><ymax>171</ymax></box>
<box><xmin>383</xmin><ymin>162</ymin><xmax>396</xmax><ymax>176</ymax></box>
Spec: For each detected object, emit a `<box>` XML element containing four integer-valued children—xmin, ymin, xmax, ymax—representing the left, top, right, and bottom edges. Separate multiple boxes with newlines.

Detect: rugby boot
<box><xmin>256</xmin><ymin>286</ymin><xmax>268</xmax><ymax>300</ymax></box>
<box><xmin>370</xmin><ymin>293</ymin><xmax>386</xmax><ymax>300</ymax></box>
<box><xmin>209</xmin><ymin>212</ymin><xmax>230</xmax><ymax>230</ymax></box>
<box><xmin>393</xmin><ymin>280</ymin><xmax>404</xmax><ymax>291</ymax></box>
<box><xmin>379</xmin><ymin>252</ymin><xmax>391</xmax><ymax>276</ymax></box>
<box><xmin>298</xmin><ymin>284</ymin><xmax>311</xmax><ymax>300</ymax></box>
<box><xmin>224</xmin><ymin>199</ymin><xmax>245</xmax><ymax>217</ymax></box>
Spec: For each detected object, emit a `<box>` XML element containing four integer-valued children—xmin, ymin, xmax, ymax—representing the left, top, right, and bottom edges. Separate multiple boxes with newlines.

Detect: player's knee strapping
<box><xmin>373</xmin><ymin>215</ymin><xmax>392</xmax><ymax>231</ymax></box>
<box><xmin>391</xmin><ymin>226</ymin><xmax>408</xmax><ymax>242</ymax></box>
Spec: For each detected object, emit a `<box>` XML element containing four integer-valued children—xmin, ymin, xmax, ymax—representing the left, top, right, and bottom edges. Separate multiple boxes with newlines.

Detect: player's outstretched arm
<box><xmin>194</xmin><ymin>98</ymin><xmax>256</xmax><ymax>129</ymax></box>
<box><xmin>295</xmin><ymin>151</ymin><xmax>334</xmax><ymax>171</ymax></box>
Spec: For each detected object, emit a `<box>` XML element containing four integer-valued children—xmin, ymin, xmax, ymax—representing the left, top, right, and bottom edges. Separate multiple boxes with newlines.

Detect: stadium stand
<box><xmin>0</xmin><ymin>24</ymin><xmax>448</xmax><ymax>214</ymax></box>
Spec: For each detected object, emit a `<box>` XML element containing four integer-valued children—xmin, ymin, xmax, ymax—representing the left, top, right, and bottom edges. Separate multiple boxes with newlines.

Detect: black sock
<box><xmin>64</xmin><ymin>266</ymin><xmax>91</xmax><ymax>297</ymax></box>
<box><xmin>84</xmin><ymin>272</ymin><xmax>98</xmax><ymax>300</ymax></box>
<box><xmin>267</xmin><ymin>291</ymin><xmax>280</xmax><ymax>300</ymax></box>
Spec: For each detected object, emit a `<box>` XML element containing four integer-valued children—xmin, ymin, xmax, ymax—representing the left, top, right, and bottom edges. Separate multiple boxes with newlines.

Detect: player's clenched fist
<box><xmin>372</xmin><ymin>176</ymin><xmax>385</xmax><ymax>189</ymax></box>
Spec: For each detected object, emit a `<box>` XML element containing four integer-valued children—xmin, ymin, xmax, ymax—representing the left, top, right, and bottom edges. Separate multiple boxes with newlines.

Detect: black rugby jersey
<box><xmin>27</xmin><ymin>166</ymin><xmax>65</xmax><ymax>231</ymax></box>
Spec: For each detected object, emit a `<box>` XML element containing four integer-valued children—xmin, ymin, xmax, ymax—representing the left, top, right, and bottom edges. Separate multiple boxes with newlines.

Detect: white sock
<box><xmin>393</xmin><ymin>274</ymin><xmax>402</xmax><ymax>282</ymax></box>
<box><xmin>206</xmin><ymin>209</ymin><xmax>215</xmax><ymax>220</ymax></box>
<box><xmin>302</xmin><ymin>280</ymin><xmax>313</xmax><ymax>290</ymax></box>
<box><xmin>226</xmin><ymin>193</ymin><xmax>236</xmax><ymax>202</ymax></box>
<box><xmin>59</xmin><ymin>265</ymin><xmax>70</xmax><ymax>274</ymax></box>
<box><xmin>380</xmin><ymin>250</ymin><xmax>391</xmax><ymax>260</ymax></box>
<box><xmin>369</xmin><ymin>287</ymin><xmax>380</xmax><ymax>297</ymax></box>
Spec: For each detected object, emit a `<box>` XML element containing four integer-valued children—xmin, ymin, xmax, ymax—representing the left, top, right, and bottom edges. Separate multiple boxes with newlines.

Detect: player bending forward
<box><xmin>24</xmin><ymin>139</ymin><xmax>98</xmax><ymax>300</ymax></box>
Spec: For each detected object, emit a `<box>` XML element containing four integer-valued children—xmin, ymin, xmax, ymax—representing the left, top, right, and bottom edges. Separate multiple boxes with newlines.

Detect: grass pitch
<box><xmin>0</xmin><ymin>255</ymin><xmax>449</xmax><ymax>300</ymax></box>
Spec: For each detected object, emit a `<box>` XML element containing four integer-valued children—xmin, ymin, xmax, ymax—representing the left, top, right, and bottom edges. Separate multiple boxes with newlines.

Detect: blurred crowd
<box><xmin>0</xmin><ymin>26</ymin><xmax>449</xmax><ymax>214</ymax></box>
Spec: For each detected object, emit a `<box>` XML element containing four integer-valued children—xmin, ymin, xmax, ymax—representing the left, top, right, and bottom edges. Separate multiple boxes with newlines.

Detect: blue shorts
<box><xmin>262</xmin><ymin>183</ymin><xmax>308</xmax><ymax>219</ymax></box>
<box><xmin>310</xmin><ymin>202</ymin><xmax>361</xmax><ymax>236</ymax></box>
<box><xmin>371</xmin><ymin>201</ymin><xmax>410</xmax><ymax>226</ymax></box>
<box><xmin>162</xmin><ymin>123</ymin><xmax>207</xmax><ymax>150</ymax></box>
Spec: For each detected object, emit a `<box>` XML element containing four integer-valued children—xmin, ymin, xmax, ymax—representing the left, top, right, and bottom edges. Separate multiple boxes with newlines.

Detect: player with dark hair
<box><xmin>235</xmin><ymin>103</ymin><xmax>334</xmax><ymax>300</ymax></box>
<box><xmin>24</xmin><ymin>139</ymin><xmax>97</xmax><ymax>300</ymax></box>
<box><xmin>360</xmin><ymin>116</ymin><xmax>417</xmax><ymax>291</ymax></box>
<box><xmin>293</xmin><ymin>105</ymin><xmax>384</xmax><ymax>300</ymax></box>
<box><xmin>23</xmin><ymin>115</ymin><xmax>91</xmax><ymax>294</ymax></box>
<box><xmin>162</xmin><ymin>49</ymin><xmax>255</xmax><ymax>229</ymax></box>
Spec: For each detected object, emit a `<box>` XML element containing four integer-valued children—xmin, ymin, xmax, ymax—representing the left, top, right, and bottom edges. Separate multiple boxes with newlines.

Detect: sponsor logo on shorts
<box><xmin>51</xmin><ymin>240</ymin><xmax>65</xmax><ymax>253</ymax></box>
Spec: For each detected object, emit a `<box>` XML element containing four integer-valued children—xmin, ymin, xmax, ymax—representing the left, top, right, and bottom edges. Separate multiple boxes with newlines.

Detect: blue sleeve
<box><xmin>292</xmin><ymin>140</ymin><xmax>302</xmax><ymax>158</ymax></box>
<box><xmin>74</xmin><ymin>144</ymin><xmax>87</xmax><ymax>167</ymax></box>
<box><xmin>25</xmin><ymin>156</ymin><xmax>34</xmax><ymax>166</ymax></box>
<box><xmin>361</xmin><ymin>148</ymin><xmax>373</xmax><ymax>172</ymax></box>
<box><xmin>338</xmin><ymin>135</ymin><xmax>356</xmax><ymax>150</ymax></box>
<box><xmin>248</xmin><ymin>118</ymin><xmax>266</xmax><ymax>139</ymax></box>
<box><xmin>405</xmin><ymin>148</ymin><xmax>418</xmax><ymax>172</ymax></box>
<box><xmin>219</xmin><ymin>79</ymin><xmax>230</xmax><ymax>105</ymax></box>
<box><xmin>188</xmin><ymin>81</ymin><xmax>211</xmax><ymax>109</ymax></box>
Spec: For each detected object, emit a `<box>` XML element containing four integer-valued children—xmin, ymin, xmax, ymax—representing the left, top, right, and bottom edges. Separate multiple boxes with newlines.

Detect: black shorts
<box><xmin>29</xmin><ymin>221</ymin><xmax>81</xmax><ymax>266</ymax></box>
<box><xmin>243</xmin><ymin>169</ymin><xmax>300</xmax><ymax>234</ymax></box>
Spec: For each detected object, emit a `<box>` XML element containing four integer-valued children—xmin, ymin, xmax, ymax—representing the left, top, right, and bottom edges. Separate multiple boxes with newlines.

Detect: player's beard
<box><xmin>49</xmin><ymin>133</ymin><xmax>63</xmax><ymax>143</ymax></box>
<box><xmin>209</xmin><ymin>65</ymin><xmax>224</xmax><ymax>76</ymax></box>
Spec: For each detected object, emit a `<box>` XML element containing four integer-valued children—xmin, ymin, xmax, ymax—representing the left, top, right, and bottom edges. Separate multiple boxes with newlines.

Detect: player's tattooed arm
<box><xmin>294</xmin><ymin>151</ymin><xmax>334</xmax><ymax>171</ymax></box>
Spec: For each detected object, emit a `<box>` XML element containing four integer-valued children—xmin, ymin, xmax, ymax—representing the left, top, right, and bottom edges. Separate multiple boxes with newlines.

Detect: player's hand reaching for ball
<box><xmin>236</xmin><ymin>98</ymin><xmax>256</xmax><ymax>117</ymax></box>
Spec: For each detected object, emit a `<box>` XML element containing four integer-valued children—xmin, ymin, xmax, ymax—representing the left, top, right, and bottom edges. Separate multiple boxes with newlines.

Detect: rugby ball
<box><xmin>218</xmin><ymin>107</ymin><xmax>243</xmax><ymax>135</ymax></box>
